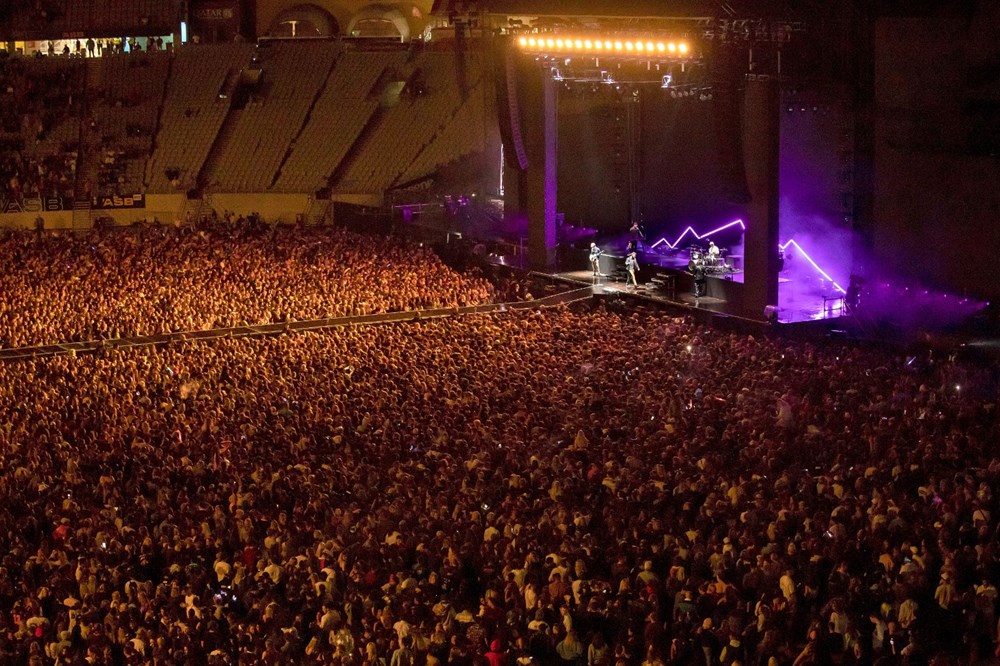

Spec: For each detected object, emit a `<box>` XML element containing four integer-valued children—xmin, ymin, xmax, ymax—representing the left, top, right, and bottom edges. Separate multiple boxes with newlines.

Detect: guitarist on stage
<box><xmin>589</xmin><ymin>243</ymin><xmax>603</xmax><ymax>276</ymax></box>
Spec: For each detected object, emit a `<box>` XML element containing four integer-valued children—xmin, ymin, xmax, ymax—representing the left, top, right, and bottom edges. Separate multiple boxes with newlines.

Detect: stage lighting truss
<box><xmin>665</xmin><ymin>85</ymin><xmax>713</xmax><ymax>100</ymax></box>
<box><xmin>518</xmin><ymin>35</ymin><xmax>695</xmax><ymax>60</ymax></box>
<box><xmin>535</xmin><ymin>53</ymin><xmax>708</xmax><ymax>91</ymax></box>
<box><xmin>695</xmin><ymin>17</ymin><xmax>805</xmax><ymax>43</ymax></box>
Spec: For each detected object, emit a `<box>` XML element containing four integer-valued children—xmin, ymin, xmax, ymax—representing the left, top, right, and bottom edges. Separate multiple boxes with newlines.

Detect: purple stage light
<box><xmin>779</xmin><ymin>240</ymin><xmax>847</xmax><ymax>293</ymax></box>
<box><xmin>649</xmin><ymin>219</ymin><xmax>745</xmax><ymax>250</ymax></box>
<box><xmin>650</xmin><ymin>220</ymin><xmax>848</xmax><ymax>294</ymax></box>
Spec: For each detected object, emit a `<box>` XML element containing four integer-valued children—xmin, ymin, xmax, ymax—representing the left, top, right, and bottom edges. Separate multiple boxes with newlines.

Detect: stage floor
<box><xmin>550</xmin><ymin>269</ymin><xmax>844</xmax><ymax>324</ymax></box>
<box><xmin>553</xmin><ymin>270</ymin><xmax>733</xmax><ymax>316</ymax></box>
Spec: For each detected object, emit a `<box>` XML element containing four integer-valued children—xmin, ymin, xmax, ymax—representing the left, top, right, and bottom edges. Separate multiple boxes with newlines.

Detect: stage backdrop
<box><xmin>555</xmin><ymin>80</ymin><xmax>746</xmax><ymax>235</ymax></box>
<box><xmin>555</xmin><ymin>93</ymin><xmax>632</xmax><ymax>230</ymax></box>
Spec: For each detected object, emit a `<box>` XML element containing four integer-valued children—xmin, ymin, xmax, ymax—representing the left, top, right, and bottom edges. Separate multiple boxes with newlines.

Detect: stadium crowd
<box><xmin>0</xmin><ymin>222</ymin><xmax>497</xmax><ymax>348</ymax></box>
<box><xmin>0</xmin><ymin>298</ymin><xmax>998</xmax><ymax>665</ymax></box>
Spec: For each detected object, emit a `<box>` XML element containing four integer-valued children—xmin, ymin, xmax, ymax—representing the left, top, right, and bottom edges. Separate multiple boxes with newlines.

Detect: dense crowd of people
<box><xmin>0</xmin><ymin>222</ymin><xmax>498</xmax><ymax>348</ymax></box>
<box><xmin>0</xmin><ymin>283</ymin><xmax>998</xmax><ymax>664</ymax></box>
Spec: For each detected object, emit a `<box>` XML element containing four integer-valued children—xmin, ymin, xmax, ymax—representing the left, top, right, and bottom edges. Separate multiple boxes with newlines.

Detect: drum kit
<box><xmin>687</xmin><ymin>247</ymin><xmax>734</xmax><ymax>276</ymax></box>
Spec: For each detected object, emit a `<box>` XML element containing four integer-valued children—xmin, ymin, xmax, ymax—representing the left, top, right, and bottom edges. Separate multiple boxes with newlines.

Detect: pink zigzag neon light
<box><xmin>780</xmin><ymin>240</ymin><xmax>846</xmax><ymax>293</ymax></box>
<box><xmin>649</xmin><ymin>219</ymin><xmax>746</xmax><ymax>250</ymax></box>
<box><xmin>649</xmin><ymin>219</ymin><xmax>847</xmax><ymax>294</ymax></box>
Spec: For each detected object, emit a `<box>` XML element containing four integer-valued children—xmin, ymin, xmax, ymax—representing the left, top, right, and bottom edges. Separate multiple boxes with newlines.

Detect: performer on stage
<box><xmin>693</xmin><ymin>265</ymin><xmax>707</xmax><ymax>299</ymax></box>
<box><xmin>589</xmin><ymin>243</ymin><xmax>603</xmax><ymax>276</ymax></box>
<box><xmin>625</xmin><ymin>251</ymin><xmax>639</xmax><ymax>288</ymax></box>
<box><xmin>707</xmin><ymin>241</ymin><xmax>720</xmax><ymax>264</ymax></box>
<box><xmin>629</xmin><ymin>221</ymin><xmax>646</xmax><ymax>251</ymax></box>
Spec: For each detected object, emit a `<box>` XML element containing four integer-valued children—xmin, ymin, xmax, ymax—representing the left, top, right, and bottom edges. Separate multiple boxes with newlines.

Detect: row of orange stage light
<box><xmin>517</xmin><ymin>36</ymin><xmax>690</xmax><ymax>56</ymax></box>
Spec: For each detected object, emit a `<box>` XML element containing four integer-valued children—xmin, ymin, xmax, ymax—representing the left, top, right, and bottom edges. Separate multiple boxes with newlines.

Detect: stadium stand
<box><xmin>332</xmin><ymin>51</ymin><xmax>485</xmax><ymax>196</ymax></box>
<box><xmin>81</xmin><ymin>52</ymin><xmax>170</xmax><ymax>199</ymax></box>
<box><xmin>270</xmin><ymin>49</ymin><xmax>408</xmax><ymax>194</ymax></box>
<box><xmin>1</xmin><ymin>0</ymin><xmax>180</xmax><ymax>39</ymax></box>
<box><xmin>396</xmin><ymin>72</ymin><xmax>496</xmax><ymax>186</ymax></box>
<box><xmin>200</xmin><ymin>41</ymin><xmax>338</xmax><ymax>193</ymax></box>
<box><xmin>0</xmin><ymin>56</ymin><xmax>84</xmax><ymax>200</ymax></box>
<box><xmin>1</xmin><ymin>42</ymin><xmax>497</xmax><ymax>205</ymax></box>
<box><xmin>145</xmin><ymin>43</ymin><xmax>254</xmax><ymax>193</ymax></box>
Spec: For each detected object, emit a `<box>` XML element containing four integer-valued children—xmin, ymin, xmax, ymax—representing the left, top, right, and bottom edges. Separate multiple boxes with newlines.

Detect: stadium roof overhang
<box><xmin>431</xmin><ymin>0</ymin><xmax>801</xmax><ymax>21</ymax></box>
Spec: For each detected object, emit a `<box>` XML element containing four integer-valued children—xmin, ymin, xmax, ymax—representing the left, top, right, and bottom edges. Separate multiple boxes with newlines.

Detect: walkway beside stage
<box><xmin>0</xmin><ymin>287</ymin><xmax>595</xmax><ymax>362</ymax></box>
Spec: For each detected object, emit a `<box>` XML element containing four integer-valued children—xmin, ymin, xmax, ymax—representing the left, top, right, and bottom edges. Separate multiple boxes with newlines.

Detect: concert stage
<box><xmin>553</xmin><ymin>249</ymin><xmax>846</xmax><ymax>324</ymax></box>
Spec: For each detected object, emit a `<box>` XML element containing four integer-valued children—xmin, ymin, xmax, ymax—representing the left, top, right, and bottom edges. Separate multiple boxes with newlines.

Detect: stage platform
<box><xmin>552</xmin><ymin>239</ymin><xmax>849</xmax><ymax>324</ymax></box>
<box><xmin>547</xmin><ymin>265</ymin><xmax>845</xmax><ymax>326</ymax></box>
<box><xmin>552</xmin><ymin>270</ymin><xmax>746</xmax><ymax>320</ymax></box>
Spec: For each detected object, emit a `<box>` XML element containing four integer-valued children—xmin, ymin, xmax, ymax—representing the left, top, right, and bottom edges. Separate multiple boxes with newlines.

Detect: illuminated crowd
<box><xmin>0</xmin><ymin>294</ymin><xmax>997</xmax><ymax>664</ymax></box>
<box><xmin>0</xmin><ymin>222</ymin><xmax>497</xmax><ymax>348</ymax></box>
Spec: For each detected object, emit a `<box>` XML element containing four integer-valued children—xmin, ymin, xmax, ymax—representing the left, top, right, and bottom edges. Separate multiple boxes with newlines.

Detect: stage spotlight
<box><xmin>635</xmin><ymin>41</ymin><xmax>644</xmax><ymax>51</ymax></box>
<box><xmin>614</xmin><ymin>41</ymin><xmax>623</xmax><ymax>51</ymax></box>
<box><xmin>657</xmin><ymin>42</ymin><xmax>666</xmax><ymax>52</ymax></box>
<box><xmin>546</xmin><ymin>38</ymin><xmax>554</xmax><ymax>48</ymax></box>
<box><xmin>518</xmin><ymin>37</ymin><xmax>527</xmax><ymax>47</ymax></box>
<box><xmin>604</xmin><ymin>40</ymin><xmax>613</xmax><ymax>50</ymax></box>
<box><xmin>575</xmin><ymin>39</ymin><xmax>583</xmax><ymax>49</ymax></box>
<box><xmin>679</xmin><ymin>42</ymin><xmax>689</xmax><ymax>54</ymax></box>
<box><xmin>584</xmin><ymin>39</ymin><xmax>593</xmax><ymax>49</ymax></box>
<box><xmin>594</xmin><ymin>40</ymin><xmax>603</xmax><ymax>50</ymax></box>
<box><xmin>625</xmin><ymin>41</ymin><xmax>634</xmax><ymax>51</ymax></box>
<box><xmin>646</xmin><ymin>42</ymin><xmax>655</xmax><ymax>52</ymax></box>
<box><xmin>667</xmin><ymin>42</ymin><xmax>677</xmax><ymax>53</ymax></box>
<box><xmin>556</xmin><ymin>38</ymin><xmax>564</xmax><ymax>48</ymax></box>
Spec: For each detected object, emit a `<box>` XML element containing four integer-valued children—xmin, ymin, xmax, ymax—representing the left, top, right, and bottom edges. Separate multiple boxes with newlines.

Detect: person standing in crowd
<box><xmin>589</xmin><ymin>243</ymin><xmax>602</xmax><ymax>276</ymax></box>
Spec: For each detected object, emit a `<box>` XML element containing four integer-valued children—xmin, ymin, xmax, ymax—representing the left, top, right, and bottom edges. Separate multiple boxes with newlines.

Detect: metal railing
<box><xmin>0</xmin><ymin>287</ymin><xmax>595</xmax><ymax>362</ymax></box>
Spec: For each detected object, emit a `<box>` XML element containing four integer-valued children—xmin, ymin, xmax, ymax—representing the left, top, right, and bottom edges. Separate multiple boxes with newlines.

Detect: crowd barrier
<box><xmin>0</xmin><ymin>286</ymin><xmax>595</xmax><ymax>361</ymax></box>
